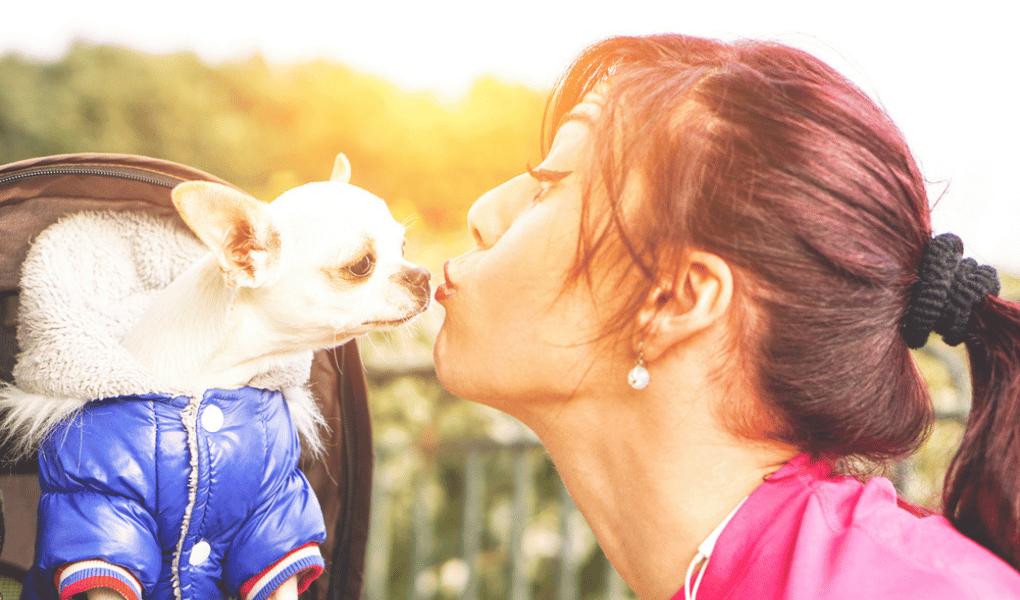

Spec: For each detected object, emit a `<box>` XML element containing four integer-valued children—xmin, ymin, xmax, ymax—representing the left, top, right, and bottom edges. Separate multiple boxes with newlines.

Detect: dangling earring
<box><xmin>628</xmin><ymin>343</ymin><xmax>650</xmax><ymax>390</ymax></box>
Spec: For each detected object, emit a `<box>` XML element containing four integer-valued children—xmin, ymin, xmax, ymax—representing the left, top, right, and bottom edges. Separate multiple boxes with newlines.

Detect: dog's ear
<box><xmin>331</xmin><ymin>154</ymin><xmax>351</xmax><ymax>184</ymax></box>
<box><xmin>172</xmin><ymin>181</ymin><xmax>281</xmax><ymax>288</ymax></box>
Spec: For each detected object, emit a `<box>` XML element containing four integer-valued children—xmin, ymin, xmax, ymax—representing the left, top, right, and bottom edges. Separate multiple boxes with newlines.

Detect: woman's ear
<box><xmin>634</xmin><ymin>251</ymin><xmax>734</xmax><ymax>363</ymax></box>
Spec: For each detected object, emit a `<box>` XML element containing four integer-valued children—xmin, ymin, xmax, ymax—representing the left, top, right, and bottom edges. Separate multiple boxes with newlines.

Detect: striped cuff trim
<box><xmin>56</xmin><ymin>560</ymin><xmax>143</xmax><ymax>600</ymax></box>
<box><xmin>240</xmin><ymin>543</ymin><xmax>324</xmax><ymax>600</ymax></box>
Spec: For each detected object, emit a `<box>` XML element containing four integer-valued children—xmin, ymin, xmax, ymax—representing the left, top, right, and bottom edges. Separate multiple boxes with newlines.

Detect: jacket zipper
<box><xmin>0</xmin><ymin>165</ymin><xmax>182</xmax><ymax>189</ymax></box>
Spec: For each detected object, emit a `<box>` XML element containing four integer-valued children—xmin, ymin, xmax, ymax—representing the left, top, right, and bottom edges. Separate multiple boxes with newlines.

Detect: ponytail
<box><xmin>901</xmin><ymin>233</ymin><xmax>1020</xmax><ymax>569</ymax></box>
<box><xmin>944</xmin><ymin>295</ymin><xmax>1020</xmax><ymax>570</ymax></box>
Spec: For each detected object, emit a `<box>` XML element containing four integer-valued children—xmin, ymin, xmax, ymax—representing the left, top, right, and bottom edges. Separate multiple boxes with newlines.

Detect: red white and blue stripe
<box><xmin>240</xmin><ymin>543</ymin><xmax>324</xmax><ymax>600</ymax></box>
<box><xmin>56</xmin><ymin>560</ymin><xmax>143</xmax><ymax>600</ymax></box>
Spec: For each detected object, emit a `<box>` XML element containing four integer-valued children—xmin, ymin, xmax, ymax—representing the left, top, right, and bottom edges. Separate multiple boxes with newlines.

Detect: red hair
<box><xmin>547</xmin><ymin>34</ymin><xmax>1020</xmax><ymax>569</ymax></box>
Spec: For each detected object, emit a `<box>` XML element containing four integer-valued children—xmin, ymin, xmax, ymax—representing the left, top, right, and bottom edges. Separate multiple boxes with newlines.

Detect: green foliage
<box><xmin>0</xmin><ymin>43</ymin><xmax>546</xmax><ymax>235</ymax></box>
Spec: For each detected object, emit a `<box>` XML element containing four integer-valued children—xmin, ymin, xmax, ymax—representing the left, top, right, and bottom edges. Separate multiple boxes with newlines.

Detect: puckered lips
<box><xmin>435</xmin><ymin>260</ymin><xmax>457</xmax><ymax>302</ymax></box>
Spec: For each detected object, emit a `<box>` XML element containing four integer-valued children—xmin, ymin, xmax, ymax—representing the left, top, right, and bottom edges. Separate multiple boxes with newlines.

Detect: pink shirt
<box><xmin>675</xmin><ymin>454</ymin><xmax>1020</xmax><ymax>599</ymax></box>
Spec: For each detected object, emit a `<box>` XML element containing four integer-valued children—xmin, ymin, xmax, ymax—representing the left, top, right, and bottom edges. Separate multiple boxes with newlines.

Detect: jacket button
<box><xmin>189</xmin><ymin>540</ymin><xmax>211</xmax><ymax>566</ymax></box>
<box><xmin>201</xmin><ymin>405</ymin><xmax>224</xmax><ymax>433</ymax></box>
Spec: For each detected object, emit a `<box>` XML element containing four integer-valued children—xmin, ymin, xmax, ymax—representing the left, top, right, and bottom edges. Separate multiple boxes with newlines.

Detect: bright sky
<box><xmin>4</xmin><ymin>0</ymin><xmax>1018</xmax><ymax>270</ymax></box>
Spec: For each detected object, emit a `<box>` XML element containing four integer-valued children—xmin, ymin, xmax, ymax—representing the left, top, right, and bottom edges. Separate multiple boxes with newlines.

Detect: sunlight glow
<box><xmin>3</xmin><ymin>0</ymin><xmax>1018</xmax><ymax>269</ymax></box>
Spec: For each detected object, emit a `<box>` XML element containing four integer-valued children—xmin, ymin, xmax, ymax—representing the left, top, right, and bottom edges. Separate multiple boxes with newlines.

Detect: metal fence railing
<box><xmin>364</xmin><ymin>439</ymin><xmax>631</xmax><ymax>600</ymax></box>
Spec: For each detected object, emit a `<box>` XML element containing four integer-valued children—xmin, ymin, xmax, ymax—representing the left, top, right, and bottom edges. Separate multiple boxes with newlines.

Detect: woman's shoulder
<box><xmin>695</xmin><ymin>455</ymin><xmax>1020</xmax><ymax>600</ymax></box>
<box><xmin>812</xmin><ymin>471</ymin><xmax>1020</xmax><ymax>597</ymax></box>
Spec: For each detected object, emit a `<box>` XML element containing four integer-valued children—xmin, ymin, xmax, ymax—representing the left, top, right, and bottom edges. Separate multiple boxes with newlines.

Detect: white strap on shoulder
<box><xmin>683</xmin><ymin>496</ymin><xmax>748</xmax><ymax>600</ymax></box>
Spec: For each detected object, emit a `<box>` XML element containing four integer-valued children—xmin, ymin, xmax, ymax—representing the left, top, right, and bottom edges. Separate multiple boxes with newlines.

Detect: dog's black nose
<box><xmin>401</xmin><ymin>266</ymin><xmax>431</xmax><ymax>290</ymax></box>
<box><xmin>398</xmin><ymin>265</ymin><xmax>432</xmax><ymax>306</ymax></box>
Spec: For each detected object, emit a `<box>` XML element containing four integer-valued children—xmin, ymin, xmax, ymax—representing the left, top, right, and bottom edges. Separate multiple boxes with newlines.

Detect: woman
<box><xmin>432</xmin><ymin>34</ymin><xmax>1020</xmax><ymax>599</ymax></box>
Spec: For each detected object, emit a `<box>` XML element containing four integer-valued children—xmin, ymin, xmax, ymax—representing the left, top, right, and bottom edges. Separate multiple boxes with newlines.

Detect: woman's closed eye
<box><xmin>526</xmin><ymin>164</ymin><xmax>572</xmax><ymax>201</ymax></box>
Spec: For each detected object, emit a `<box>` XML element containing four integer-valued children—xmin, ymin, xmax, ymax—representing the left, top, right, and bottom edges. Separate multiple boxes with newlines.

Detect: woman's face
<box><xmin>433</xmin><ymin>91</ymin><xmax>630</xmax><ymax>412</ymax></box>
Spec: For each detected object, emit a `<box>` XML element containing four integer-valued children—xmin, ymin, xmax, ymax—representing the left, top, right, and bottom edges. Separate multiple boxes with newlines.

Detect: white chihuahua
<box><xmin>4</xmin><ymin>155</ymin><xmax>429</xmax><ymax>600</ymax></box>
<box><xmin>124</xmin><ymin>154</ymin><xmax>430</xmax><ymax>395</ymax></box>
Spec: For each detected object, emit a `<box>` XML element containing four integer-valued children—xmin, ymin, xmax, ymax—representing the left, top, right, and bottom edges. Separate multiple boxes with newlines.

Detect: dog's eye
<box><xmin>347</xmin><ymin>254</ymin><xmax>375</xmax><ymax>277</ymax></box>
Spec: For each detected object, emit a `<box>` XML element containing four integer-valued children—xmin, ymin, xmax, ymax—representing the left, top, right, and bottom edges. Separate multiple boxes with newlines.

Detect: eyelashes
<box><xmin>526</xmin><ymin>164</ymin><xmax>572</xmax><ymax>202</ymax></box>
<box><xmin>526</xmin><ymin>164</ymin><xmax>572</xmax><ymax>183</ymax></box>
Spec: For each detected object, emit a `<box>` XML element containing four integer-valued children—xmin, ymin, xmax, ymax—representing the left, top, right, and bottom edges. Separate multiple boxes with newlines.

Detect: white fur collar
<box><xmin>0</xmin><ymin>211</ymin><xmax>317</xmax><ymax>459</ymax></box>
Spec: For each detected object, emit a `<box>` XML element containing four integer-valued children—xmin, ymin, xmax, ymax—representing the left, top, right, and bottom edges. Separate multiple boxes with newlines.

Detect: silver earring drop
<box><xmin>628</xmin><ymin>345</ymin><xmax>650</xmax><ymax>390</ymax></box>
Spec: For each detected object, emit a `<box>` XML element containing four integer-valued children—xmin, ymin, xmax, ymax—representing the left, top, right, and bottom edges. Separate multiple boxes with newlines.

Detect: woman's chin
<box><xmin>432</xmin><ymin>329</ymin><xmax>467</xmax><ymax>396</ymax></box>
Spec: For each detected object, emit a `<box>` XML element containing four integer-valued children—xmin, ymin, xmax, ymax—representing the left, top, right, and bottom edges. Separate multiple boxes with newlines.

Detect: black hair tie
<box><xmin>902</xmin><ymin>233</ymin><xmax>1000</xmax><ymax>348</ymax></box>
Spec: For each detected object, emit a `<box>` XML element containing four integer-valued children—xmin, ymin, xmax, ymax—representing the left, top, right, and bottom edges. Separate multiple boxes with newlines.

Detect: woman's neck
<box><xmin>520</xmin><ymin>370</ymin><xmax>796</xmax><ymax>600</ymax></box>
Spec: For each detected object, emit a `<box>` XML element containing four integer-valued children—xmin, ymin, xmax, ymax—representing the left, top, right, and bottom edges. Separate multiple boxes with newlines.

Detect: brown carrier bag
<box><xmin>0</xmin><ymin>153</ymin><xmax>373</xmax><ymax>600</ymax></box>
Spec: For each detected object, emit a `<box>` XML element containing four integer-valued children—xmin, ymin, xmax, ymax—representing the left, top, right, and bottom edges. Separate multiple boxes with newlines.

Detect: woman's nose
<box><xmin>466</xmin><ymin>174</ymin><xmax>532</xmax><ymax>249</ymax></box>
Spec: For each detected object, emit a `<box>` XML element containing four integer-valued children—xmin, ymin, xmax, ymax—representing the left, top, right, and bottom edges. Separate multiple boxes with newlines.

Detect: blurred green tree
<box><xmin>0</xmin><ymin>43</ymin><xmax>546</xmax><ymax>241</ymax></box>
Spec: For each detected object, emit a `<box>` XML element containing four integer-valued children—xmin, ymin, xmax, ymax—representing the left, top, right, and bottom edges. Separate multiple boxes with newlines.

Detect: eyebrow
<box><xmin>559</xmin><ymin>110</ymin><xmax>596</xmax><ymax>129</ymax></box>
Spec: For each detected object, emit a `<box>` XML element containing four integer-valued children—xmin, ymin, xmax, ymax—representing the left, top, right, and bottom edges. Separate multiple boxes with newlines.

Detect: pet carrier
<box><xmin>0</xmin><ymin>153</ymin><xmax>374</xmax><ymax>600</ymax></box>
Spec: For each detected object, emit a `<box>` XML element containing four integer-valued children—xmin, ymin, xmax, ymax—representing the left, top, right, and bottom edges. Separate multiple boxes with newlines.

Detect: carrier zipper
<box><xmin>0</xmin><ymin>164</ymin><xmax>183</xmax><ymax>189</ymax></box>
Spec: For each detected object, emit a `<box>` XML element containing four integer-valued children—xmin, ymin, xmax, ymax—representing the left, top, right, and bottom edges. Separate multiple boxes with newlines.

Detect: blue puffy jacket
<box><xmin>20</xmin><ymin>386</ymin><xmax>327</xmax><ymax>600</ymax></box>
